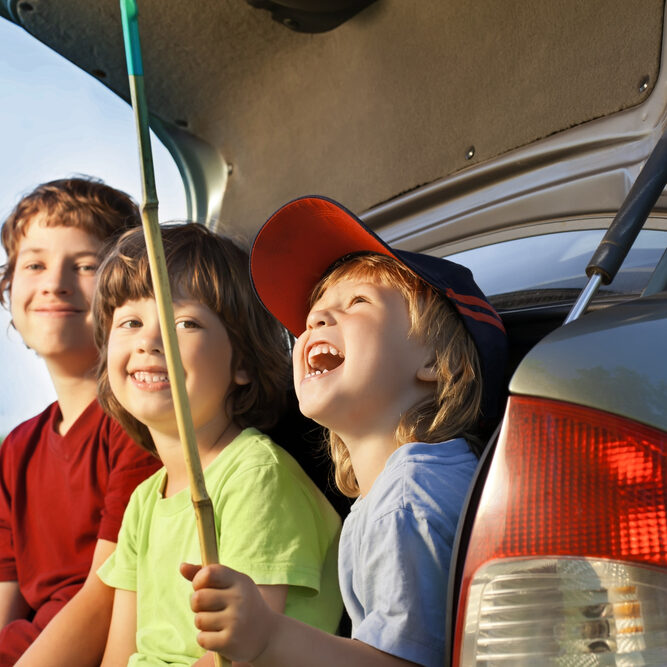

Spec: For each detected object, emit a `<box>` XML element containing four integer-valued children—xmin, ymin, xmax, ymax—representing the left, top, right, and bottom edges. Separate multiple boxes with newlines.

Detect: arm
<box><xmin>191</xmin><ymin>582</ymin><xmax>288</xmax><ymax>667</ymax></box>
<box><xmin>0</xmin><ymin>434</ymin><xmax>30</xmax><ymax>630</ymax></box>
<box><xmin>182</xmin><ymin>564</ymin><xmax>416</xmax><ymax>667</ymax></box>
<box><xmin>100</xmin><ymin>588</ymin><xmax>137</xmax><ymax>667</ymax></box>
<box><xmin>0</xmin><ymin>581</ymin><xmax>30</xmax><ymax>628</ymax></box>
<box><xmin>14</xmin><ymin>539</ymin><xmax>117</xmax><ymax>667</ymax></box>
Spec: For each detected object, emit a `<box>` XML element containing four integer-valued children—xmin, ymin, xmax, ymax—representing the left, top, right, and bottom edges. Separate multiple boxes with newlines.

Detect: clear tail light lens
<box><xmin>454</xmin><ymin>397</ymin><xmax>667</xmax><ymax>666</ymax></box>
<box><xmin>460</xmin><ymin>557</ymin><xmax>667</xmax><ymax>664</ymax></box>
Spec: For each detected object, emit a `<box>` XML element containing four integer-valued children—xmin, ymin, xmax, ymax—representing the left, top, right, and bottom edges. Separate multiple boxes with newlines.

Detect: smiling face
<box><xmin>106</xmin><ymin>296</ymin><xmax>249</xmax><ymax>441</ymax></box>
<box><xmin>9</xmin><ymin>217</ymin><xmax>102</xmax><ymax>373</ymax></box>
<box><xmin>292</xmin><ymin>276</ymin><xmax>436</xmax><ymax>443</ymax></box>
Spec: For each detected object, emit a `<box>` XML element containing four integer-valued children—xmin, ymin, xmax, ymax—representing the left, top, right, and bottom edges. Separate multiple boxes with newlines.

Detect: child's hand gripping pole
<box><xmin>119</xmin><ymin>3</ymin><xmax>229</xmax><ymax>666</ymax></box>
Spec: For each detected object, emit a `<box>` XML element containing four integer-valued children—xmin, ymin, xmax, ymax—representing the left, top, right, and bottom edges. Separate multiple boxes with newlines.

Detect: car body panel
<box><xmin>1</xmin><ymin>0</ymin><xmax>665</xmax><ymax>239</ymax></box>
<box><xmin>510</xmin><ymin>292</ymin><xmax>667</xmax><ymax>432</ymax></box>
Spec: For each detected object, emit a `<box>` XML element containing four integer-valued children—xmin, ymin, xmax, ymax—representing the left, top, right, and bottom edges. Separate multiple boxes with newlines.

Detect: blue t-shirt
<box><xmin>338</xmin><ymin>439</ymin><xmax>477</xmax><ymax>667</ymax></box>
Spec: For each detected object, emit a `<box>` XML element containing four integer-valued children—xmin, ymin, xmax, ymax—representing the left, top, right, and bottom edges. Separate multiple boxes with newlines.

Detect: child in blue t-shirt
<box><xmin>93</xmin><ymin>222</ymin><xmax>342</xmax><ymax>666</ymax></box>
<box><xmin>182</xmin><ymin>196</ymin><xmax>508</xmax><ymax>667</ymax></box>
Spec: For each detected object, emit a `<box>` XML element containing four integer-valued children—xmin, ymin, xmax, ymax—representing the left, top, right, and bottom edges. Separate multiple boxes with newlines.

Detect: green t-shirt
<box><xmin>98</xmin><ymin>428</ymin><xmax>342</xmax><ymax>666</ymax></box>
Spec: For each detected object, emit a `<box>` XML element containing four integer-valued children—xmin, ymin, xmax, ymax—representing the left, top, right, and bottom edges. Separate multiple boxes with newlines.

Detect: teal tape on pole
<box><xmin>120</xmin><ymin>0</ymin><xmax>143</xmax><ymax>76</ymax></box>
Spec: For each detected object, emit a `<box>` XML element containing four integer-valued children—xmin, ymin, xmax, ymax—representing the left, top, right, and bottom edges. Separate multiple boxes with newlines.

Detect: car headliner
<box><xmin>1</xmin><ymin>0</ymin><xmax>664</xmax><ymax>238</ymax></box>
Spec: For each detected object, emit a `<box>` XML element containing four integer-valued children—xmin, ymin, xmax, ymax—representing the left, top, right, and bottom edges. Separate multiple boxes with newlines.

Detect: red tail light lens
<box><xmin>454</xmin><ymin>396</ymin><xmax>667</xmax><ymax>665</ymax></box>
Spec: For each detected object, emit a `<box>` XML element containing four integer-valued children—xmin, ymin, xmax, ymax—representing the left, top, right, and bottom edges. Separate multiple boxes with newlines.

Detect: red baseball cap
<box><xmin>250</xmin><ymin>195</ymin><xmax>508</xmax><ymax>418</ymax></box>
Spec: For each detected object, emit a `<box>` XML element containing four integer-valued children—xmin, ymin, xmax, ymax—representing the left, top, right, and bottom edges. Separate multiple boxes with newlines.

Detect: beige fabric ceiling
<box><xmin>13</xmin><ymin>0</ymin><xmax>665</xmax><ymax>233</ymax></box>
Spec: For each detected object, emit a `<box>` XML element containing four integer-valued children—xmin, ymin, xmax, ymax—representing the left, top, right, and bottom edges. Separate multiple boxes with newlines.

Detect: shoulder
<box><xmin>213</xmin><ymin>429</ymin><xmax>338</xmax><ymax>521</ymax></box>
<box><xmin>342</xmin><ymin>441</ymin><xmax>477</xmax><ymax>579</ymax></box>
<box><xmin>0</xmin><ymin>402</ymin><xmax>58</xmax><ymax>459</ymax></box>
<box><xmin>84</xmin><ymin>401</ymin><xmax>155</xmax><ymax>463</ymax></box>
<box><xmin>225</xmin><ymin>429</ymin><xmax>329</xmax><ymax>491</ymax></box>
<box><xmin>362</xmin><ymin>439</ymin><xmax>478</xmax><ymax>525</ymax></box>
<box><xmin>3</xmin><ymin>402</ymin><xmax>58</xmax><ymax>439</ymax></box>
<box><xmin>222</xmin><ymin>428</ymin><xmax>296</xmax><ymax>473</ymax></box>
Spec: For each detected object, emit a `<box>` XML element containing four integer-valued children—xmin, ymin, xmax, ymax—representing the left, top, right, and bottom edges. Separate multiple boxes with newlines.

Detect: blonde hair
<box><xmin>1</xmin><ymin>177</ymin><xmax>140</xmax><ymax>305</ymax></box>
<box><xmin>311</xmin><ymin>253</ymin><xmax>482</xmax><ymax>497</ymax></box>
<box><xmin>93</xmin><ymin>223</ymin><xmax>291</xmax><ymax>454</ymax></box>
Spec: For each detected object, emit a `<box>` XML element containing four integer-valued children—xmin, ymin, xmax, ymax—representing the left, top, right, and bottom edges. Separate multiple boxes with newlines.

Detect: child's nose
<box><xmin>137</xmin><ymin>326</ymin><xmax>164</xmax><ymax>354</ymax></box>
<box><xmin>138</xmin><ymin>337</ymin><xmax>164</xmax><ymax>354</ymax></box>
<box><xmin>306</xmin><ymin>307</ymin><xmax>336</xmax><ymax>330</ymax></box>
<box><xmin>41</xmin><ymin>263</ymin><xmax>72</xmax><ymax>296</ymax></box>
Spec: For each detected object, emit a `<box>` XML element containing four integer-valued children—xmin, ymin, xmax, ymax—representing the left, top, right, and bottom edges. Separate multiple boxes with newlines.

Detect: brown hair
<box><xmin>93</xmin><ymin>223</ymin><xmax>292</xmax><ymax>454</ymax></box>
<box><xmin>1</xmin><ymin>177</ymin><xmax>140</xmax><ymax>305</ymax></box>
<box><xmin>311</xmin><ymin>253</ymin><xmax>483</xmax><ymax>497</ymax></box>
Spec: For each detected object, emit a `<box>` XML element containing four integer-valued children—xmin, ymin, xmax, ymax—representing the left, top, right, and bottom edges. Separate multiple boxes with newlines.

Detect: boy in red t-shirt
<box><xmin>0</xmin><ymin>178</ymin><xmax>160</xmax><ymax>666</ymax></box>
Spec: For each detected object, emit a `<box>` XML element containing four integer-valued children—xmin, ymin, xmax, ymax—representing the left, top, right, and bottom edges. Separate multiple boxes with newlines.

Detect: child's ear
<box><xmin>233</xmin><ymin>367</ymin><xmax>251</xmax><ymax>386</ymax></box>
<box><xmin>416</xmin><ymin>360</ymin><xmax>438</xmax><ymax>383</ymax></box>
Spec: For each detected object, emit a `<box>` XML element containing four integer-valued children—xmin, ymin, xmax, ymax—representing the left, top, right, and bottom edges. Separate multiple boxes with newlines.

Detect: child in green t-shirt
<box><xmin>93</xmin><ymin>223</ymin><xmax>342</xmax><ymax>666</ymax></box>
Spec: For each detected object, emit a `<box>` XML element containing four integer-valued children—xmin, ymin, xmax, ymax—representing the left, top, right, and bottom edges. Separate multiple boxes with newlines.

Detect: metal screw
<box><xmin>227</xmin><ymin>163</ymin><xmax>234</xmax><ymax>176</ymax></box>
<box><xmin>639</xmin><ymin>76</ymin><xmax>650</xmax><ymax>93</ymax></box>
<box><xmin>465</xmin><ymin>146</ymin><xmax>475</xmax><ymax>160</ymax></box>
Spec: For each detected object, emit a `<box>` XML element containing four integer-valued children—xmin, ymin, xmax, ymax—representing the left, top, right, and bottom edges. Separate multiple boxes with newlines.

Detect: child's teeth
<box><xmin>306</xmin><ymin>342</ymin><xmax>345</xmax><ymax>379</ymax></box>
<box><xmin>133</xmin><ymin>371</ymin><xmax>168</xmax><ymax>383</ymax></box>
<box><xmin>307</xmin><ymin>343</ymin><xmax>344</xmax><ymax>364</ymax></box>
<box><xmin>305</xmin><ymin>368</ymin><xmax>330</xmax><ymax>379</ymax></box>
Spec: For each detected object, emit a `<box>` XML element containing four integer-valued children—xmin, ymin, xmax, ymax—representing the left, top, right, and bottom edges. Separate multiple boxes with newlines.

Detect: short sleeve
<box><xmin>97</xmin><ymin>486</ymin><xmax>141</xmax><ymax>592</ymax></box>
<box><xmin>98</xmin><ymin>419</ymin><xmax>160</xmax><ymax>543</ymax></box>
<box><xmin>353</xmin><ymin>508</ymin><xmax>450</xmax><ymax>667</ymax></box>
<box><xmin>0</xmin><ymin>436</ymin><xmax>17</xmax><ymax>581</ymax></box>
<box><xmin>218</xmin><ymin>462</ymin><xmax>327</xmax><ymax>593</ymax></box>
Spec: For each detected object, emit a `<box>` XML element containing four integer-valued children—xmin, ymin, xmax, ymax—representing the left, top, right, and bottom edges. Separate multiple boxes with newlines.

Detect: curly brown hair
<box><xmin>310</xmin><ymin>253</ymin><xmax>483</xmax><ymax>497</ymax></box>
<box><xmin>93</xmin><ymin>223</ymin><xmax>292</xmax><ymax>454</ymax></box>
<box><xmin>1</xmin><ymin>177</ymin><xmax>140</xmax><ymax>305</ymax></box>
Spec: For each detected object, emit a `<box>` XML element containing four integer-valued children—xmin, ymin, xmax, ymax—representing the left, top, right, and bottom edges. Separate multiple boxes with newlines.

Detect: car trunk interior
<box><xmin>3</xmin><ymin>0</ymin><xmax>664</xmax><ymax>235</ymax></box>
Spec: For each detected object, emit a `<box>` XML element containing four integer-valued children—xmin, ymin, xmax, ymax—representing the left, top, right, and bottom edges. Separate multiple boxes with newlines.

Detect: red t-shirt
<box><xmin>0</xmin><ymin>399</ymin><xmax>160</xmax><ymax>661</ymax></box>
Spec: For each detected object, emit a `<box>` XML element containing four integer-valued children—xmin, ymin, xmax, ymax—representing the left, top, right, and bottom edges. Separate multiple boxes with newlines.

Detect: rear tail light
<box><xmin>454</xmin><ymin>396</ymin><xmax>667</xmax><ymax>665</ymax></box>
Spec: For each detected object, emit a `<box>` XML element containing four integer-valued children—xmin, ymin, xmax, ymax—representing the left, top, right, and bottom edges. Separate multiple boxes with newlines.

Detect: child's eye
<box><xmin>176</xmin><ymin>319</ymin><xmax>201</xmax><ymax>329</ymax></box>
<box><xmin>349</xmin><ymin>295</ymin><xmax>369</xmax><ymax>306</ymax></box>
<box><xmin>119</xmin><ymin>319</ymin><xmax>142</xmax><ymax>329</ymax></box>
<box><xmin>23</xmin><ymin>262</ymin><xmax>44</xmax><ymax>271</ymax></box>
<box><xmin>76</xmin><ymin>263</ymin><xmax>98</xmax><ymax>274</ymax></box>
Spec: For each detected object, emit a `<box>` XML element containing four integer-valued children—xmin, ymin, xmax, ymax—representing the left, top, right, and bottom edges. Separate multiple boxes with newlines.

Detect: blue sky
<box><xmin>0</xmin><ymin>18</ymin><xmax>186</xmax><ymax>436</ymax></box>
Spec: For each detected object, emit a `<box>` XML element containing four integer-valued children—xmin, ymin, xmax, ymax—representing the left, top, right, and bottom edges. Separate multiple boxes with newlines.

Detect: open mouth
<box><xmin>131</xmin><ymin>370</ymin><xmax>170</xmax><ymax>384</ymax></box>
<box><xmin>305</xmin><ymin>343</ymin><xmax>345</xmax><ymax>379</ymax></box>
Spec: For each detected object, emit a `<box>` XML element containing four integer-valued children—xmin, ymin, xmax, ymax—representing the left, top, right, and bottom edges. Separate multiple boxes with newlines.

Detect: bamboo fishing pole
<box><xmin>119</xmin><ymin>3</ymin><xmax>228</xmax><ymax>666</ymax></box>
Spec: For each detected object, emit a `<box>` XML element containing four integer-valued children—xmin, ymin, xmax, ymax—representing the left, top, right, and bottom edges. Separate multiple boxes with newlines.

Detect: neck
<box><xmin>336</xmin><ymin>427</ymin><xmax>399</xmax><ymax>497</ymax></box>
<box><xmin>46</xmin><ymin>361</ymin><xmax>98</xmax><ymax>436</ymax></box>
<box><xmin>152</xmin><ymin>419</ymin><xmax>242</xmax><ymax>497</ymax></box>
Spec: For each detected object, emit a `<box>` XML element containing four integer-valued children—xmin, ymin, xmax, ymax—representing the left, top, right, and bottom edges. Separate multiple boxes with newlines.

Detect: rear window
<box><xmin>445</xmin><ymin>229</ymin><xmax>667</xmax><ymax>309</ymax></box>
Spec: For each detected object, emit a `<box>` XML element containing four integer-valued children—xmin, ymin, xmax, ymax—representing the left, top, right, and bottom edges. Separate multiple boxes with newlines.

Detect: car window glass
<box><xmin>445</xmin><ymin>229</ymin><xmax>667</xmax><ymax>299</ymax></box>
